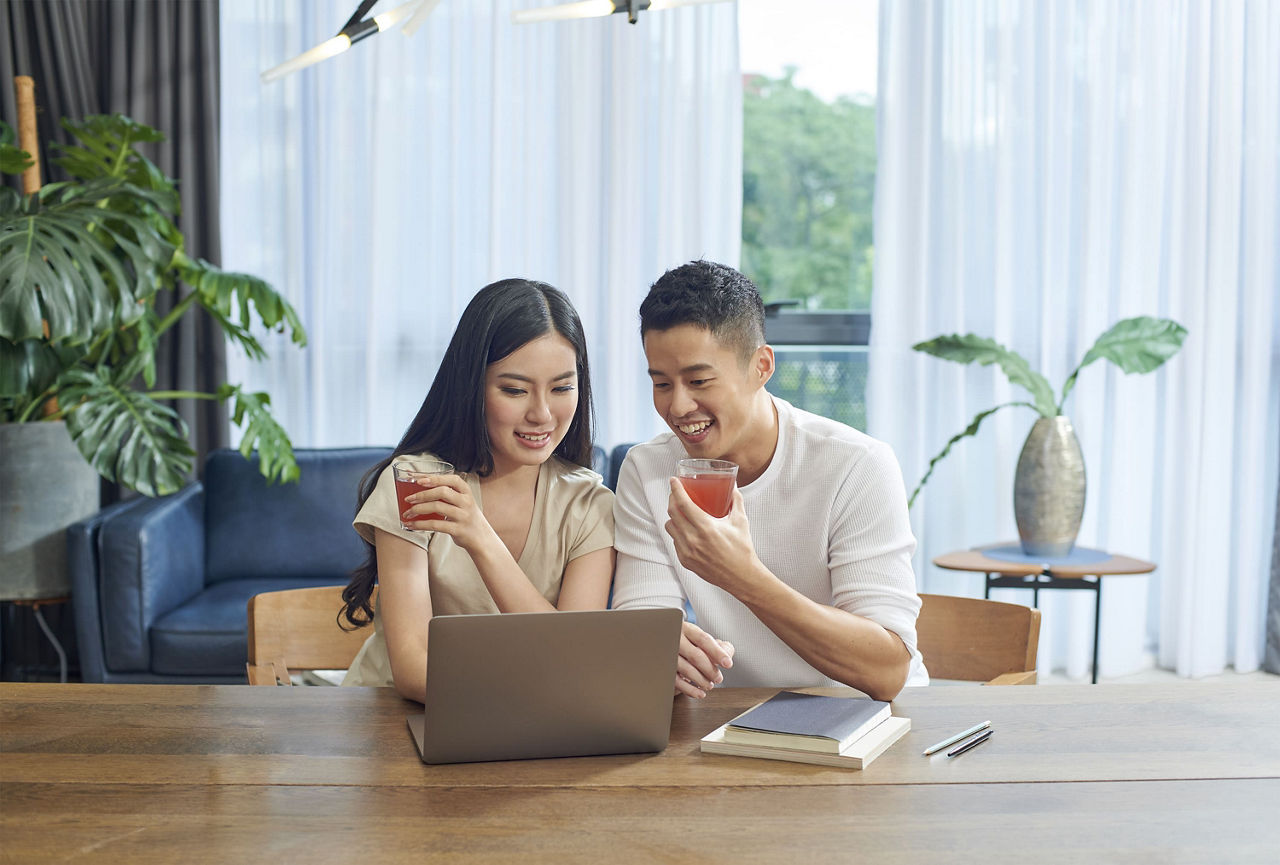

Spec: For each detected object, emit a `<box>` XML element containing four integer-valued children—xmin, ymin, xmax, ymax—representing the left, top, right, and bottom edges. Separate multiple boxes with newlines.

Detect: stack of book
<box><xmin>700</xmin><ymin>691</ymin><xmax>911</xmax><ymax>769</ymax></box>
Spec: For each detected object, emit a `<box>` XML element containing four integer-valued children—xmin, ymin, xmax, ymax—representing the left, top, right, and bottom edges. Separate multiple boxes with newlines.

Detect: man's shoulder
<box><xmin>620</xmin><ymin>431</ymin><xmax>682</xmax><ymax>474</ymax></box>
<box><xmin>782</xmin><ymin>400</ymin><xmax>890</xmax><ymax>460</ymax></box>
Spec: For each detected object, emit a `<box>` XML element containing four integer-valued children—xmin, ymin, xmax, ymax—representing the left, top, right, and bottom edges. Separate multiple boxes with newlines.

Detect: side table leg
<box><xmin>984</xmin><ymin>574</ymin><xmax>992</xmax><ymax>600</ymax></box>
<box><xmin>31</xmin><ymin>605</ymin><xmax>68</xmax><ymax>684</ymax></box>
<box><xmin>1091</xmin><ymin>578</ymin><xmax>1103</xmax><ymax>684</ymax></box>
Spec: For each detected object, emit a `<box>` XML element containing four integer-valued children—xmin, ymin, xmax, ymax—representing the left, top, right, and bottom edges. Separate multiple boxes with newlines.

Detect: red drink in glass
<box><xmin>394</xmin><ymin>476</ymin><xmax>445</xmax><ymax>526</ymax></box>
<box><xmin>391</xmin><ymin>458</ymin><xmax>453</xmax><ymax>530</ymax></box>
<box><xmin>679</xmin><ymin>473</ymin><xmax>735</xmax><ymax>518</ymax></box>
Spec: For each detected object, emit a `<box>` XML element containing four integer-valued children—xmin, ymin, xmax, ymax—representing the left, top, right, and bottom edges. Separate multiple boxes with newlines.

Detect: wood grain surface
<box><xmin>933</xmin><ymin>544</ymin><xmax>1157</xmax><ymax>578</ymax></box>
<box><xmin>3</xmin><ymin>681</ymin><xmax>1277</xmax><ymax>863</ymax></box>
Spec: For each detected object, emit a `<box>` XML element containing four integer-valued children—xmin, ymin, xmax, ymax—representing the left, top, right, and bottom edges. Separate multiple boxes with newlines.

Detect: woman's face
<box><xmin>483</xmin><ymin>332</ymin><xmax>580</xmax><ymax>476</ymax></box>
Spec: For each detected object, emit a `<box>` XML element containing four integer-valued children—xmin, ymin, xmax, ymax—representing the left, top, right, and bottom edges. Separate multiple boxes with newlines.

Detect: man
<box><xmin>612</xmin><ymin>261</ymin><xmax>927</xmax><ymax>702</ymax></box>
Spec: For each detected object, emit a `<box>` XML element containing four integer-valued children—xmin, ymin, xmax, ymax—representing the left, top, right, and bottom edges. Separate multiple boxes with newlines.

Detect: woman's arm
<box><xmin>373</xmin><ymin>528</ymin><xmax>434</xmax><ymax>703</ymax></box>
<box><xmin>554</xmin><ymin>546</ymin><xmax>615</xmax><ymax>610</ymax></box>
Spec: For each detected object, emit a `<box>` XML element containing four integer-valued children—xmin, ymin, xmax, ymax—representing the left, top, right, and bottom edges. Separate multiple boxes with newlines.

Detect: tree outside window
<box><xmin>740</xmin><ymin>1</ymin><xmax>878</xmax><ymax>429</ymax></box>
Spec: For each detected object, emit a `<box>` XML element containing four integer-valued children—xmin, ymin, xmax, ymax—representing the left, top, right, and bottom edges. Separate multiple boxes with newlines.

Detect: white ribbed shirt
<box><xmin>612</xmin><ymin>397</ymin><xmax>928</xmax><ymax>689</ymax></box>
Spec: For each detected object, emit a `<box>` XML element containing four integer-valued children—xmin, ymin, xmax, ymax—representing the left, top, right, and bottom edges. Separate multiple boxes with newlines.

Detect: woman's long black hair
<box><xmin>340</xmin><ymin>279</ymin><xmax>595</xmax><ymax>628</ymax></box>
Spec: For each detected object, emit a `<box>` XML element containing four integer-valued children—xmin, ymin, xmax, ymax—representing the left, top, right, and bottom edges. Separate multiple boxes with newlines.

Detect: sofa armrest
<box><xmin>67</xmin><ymin>496</ymin><xmax>161</xmax><ymax>682</ymax></box>
<box><xmin>95</xmin><ymin>484</ymin><xmax>205</xmax><ymax>673</ymax></box>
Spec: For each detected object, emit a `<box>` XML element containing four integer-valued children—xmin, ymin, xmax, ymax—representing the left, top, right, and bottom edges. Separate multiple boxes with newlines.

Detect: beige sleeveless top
<box><xmin>341</xmin><ymin>454</ymin><xmax>614</xmax><ymax>687</ymax></box>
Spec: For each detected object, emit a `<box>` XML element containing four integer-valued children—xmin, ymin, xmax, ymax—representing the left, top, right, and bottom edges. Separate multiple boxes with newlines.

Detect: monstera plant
<box><xmin>0</xmin><ymin>114</ymin><xmax>305</xmax><ymax>497</ymax></box>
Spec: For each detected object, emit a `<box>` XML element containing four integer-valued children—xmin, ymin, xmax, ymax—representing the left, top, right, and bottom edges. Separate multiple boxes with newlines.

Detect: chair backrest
<box><xmin>246</xmin><ymin>585</ymin><xmax>375</xmax><ymax>685</ymax></box>
<box><xmin>916</xmin><ymin>593</ymin><xmax>1041</xmax><ymax>685</ymax></box>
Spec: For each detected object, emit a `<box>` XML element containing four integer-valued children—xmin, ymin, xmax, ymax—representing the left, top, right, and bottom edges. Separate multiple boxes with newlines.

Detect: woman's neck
<box><xmin>479</xmin><ymin>459</ymin><xmax>542</xmax><ymax>492</ymax></box>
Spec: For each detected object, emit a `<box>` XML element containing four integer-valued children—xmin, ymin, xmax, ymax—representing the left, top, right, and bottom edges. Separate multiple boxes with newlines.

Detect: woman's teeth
<box><xmin>516</xmin><ymin>432</ymin><xmax>550</xmax><ymax>442</ymax></box>
<box><xmin>678</xmin><ymin>421</ymin><xmax>712</xmax><ymax>435</ymax></box>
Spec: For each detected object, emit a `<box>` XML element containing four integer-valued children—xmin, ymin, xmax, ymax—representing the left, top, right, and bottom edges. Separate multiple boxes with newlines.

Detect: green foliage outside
<box><xmin>742</xmin><ymin>69</ymin><xmax>875</xmax><ymax>311</ymax></box>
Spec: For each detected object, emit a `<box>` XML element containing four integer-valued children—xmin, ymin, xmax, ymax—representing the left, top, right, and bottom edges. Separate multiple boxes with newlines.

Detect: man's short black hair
<box><xmin>639</xmin><ymin>260</ymin><xmax>766</xmax><ymax>362</ymax></box>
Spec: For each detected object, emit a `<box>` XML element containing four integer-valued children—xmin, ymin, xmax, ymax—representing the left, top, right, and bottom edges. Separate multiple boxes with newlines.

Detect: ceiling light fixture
<box><xmin>261</xmin><ymin>0</ymin><xmax>443</xmax><ymax>84</ymax></box>
<box><xmin>512</xmin><ymin>0</ymin><xmax>733</xmax><ymax>26</ymax></box>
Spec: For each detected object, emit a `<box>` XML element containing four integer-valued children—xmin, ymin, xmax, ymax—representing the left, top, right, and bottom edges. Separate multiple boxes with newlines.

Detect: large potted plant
<box><xmin>909</xmin><ymin>317</ymin><xmax>1187</xmax><ymax>556</ymax></box>
<box><xmin>0</xmin><ymin>114</ymin><xmax>305</xmax><ymax>599</ymax></box>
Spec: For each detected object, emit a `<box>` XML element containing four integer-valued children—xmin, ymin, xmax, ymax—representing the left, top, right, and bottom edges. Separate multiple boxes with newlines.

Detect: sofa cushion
<box><xmin>204</xmin><ymin>448</ymin><xmax>390</xmax><ymax>585</ymax></box>
<box><xmin>149</xmin><ymin>576</ymin><xmax>354</xmax><ymax>676</ymax></box>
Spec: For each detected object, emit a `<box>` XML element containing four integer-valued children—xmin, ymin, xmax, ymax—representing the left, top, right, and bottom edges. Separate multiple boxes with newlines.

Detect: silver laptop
<box><xmin>407</xmin><ymin>607</ymin><xmax>683</xmax><ymax>764</ymax></box>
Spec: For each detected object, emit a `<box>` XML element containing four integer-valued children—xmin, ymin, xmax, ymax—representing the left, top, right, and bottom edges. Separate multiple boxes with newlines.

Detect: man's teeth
<box><xmin>678</xmin><ymin>421</ymin><xmax>712</xmax><ymax>435</ymax></box>
<box><xmin>516</xmin><ymin>432</ymin><xmax>549</xmax><ymax>442</ymax></box>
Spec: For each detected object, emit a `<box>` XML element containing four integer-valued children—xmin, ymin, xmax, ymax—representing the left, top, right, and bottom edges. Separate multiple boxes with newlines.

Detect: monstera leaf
<box><xmin>0</xmin><ymin>122</ymin><xmax>33</xmax><ymax>174</ymax></box>
<box><xmin>0</xmin><ymin>178</ymin><xmax>175</xmax><ymax>344</ymax></box>
<box><xmin>59</xmin><ymin>364</ymin><xmax>196</xmax><ymax>498</ymax></box>
<box><xmin>220</xmin><ymin>384</ymin><xmax>301</xmax><ymax>484</ymax></box>
<box><xmin>0</xmin><ymin>115</ymin><xmax>307</xmax><ymax>495</ymax></box>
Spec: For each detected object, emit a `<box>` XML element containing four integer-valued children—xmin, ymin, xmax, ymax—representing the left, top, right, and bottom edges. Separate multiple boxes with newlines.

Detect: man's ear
<box><xmin>751</xmin><ymin>344</ymin><xmax>775</xmax><ymax>388</ymax></box>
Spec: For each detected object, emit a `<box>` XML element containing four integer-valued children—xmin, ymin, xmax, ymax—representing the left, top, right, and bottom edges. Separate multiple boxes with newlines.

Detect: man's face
<box><xmin>643</xmin><ymin>324</ymin><xmax>770</xmax><ymax>466</ymax></box>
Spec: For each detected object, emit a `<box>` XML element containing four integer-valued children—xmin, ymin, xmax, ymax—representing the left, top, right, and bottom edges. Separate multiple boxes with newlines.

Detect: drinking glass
<box><xmin>676</xmin><ymin>458</ymin><xmax>738</xmax><ymax>518</ymax></box>
<box><xmin>393</xmin><ymin>458</ymin><xmax>454</xmax><ymax>530</ymax></box>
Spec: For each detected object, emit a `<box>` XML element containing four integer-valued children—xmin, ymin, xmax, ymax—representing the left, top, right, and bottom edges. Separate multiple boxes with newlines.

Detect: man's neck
<box><xmin>731</xmin><ymin>395</ymin><xmax>780</xmax><ymax>486</ymax></box>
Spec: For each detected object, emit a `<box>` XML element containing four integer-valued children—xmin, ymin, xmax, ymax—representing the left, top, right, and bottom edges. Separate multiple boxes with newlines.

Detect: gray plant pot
<box><xmin>0</xmin><ymin>421</ymin><xmax>100</xmax><ymax>600</ymax></box>
<box><xmin>1013</xmin><ymin>416</ymin><xmax>1086</xmax><ymax>558</ymax></box>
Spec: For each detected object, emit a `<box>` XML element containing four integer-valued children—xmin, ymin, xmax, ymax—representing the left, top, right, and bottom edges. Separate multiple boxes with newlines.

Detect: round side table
<box><xmin>931</xmin><ymin>543</ymin><xmax>1156</xmax><ymax>683</ymax></box>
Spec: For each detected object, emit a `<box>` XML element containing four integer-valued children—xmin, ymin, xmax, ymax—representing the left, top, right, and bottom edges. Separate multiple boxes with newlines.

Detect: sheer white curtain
<box><xmin>871</xmin><ymin>0</ymin><xmax>1280</xmax><ymax>678</ymax></box>
<box><xmin>219</xmin><ymin>0</ymin><xmax>741</xmax><ymax>453</ymax></box>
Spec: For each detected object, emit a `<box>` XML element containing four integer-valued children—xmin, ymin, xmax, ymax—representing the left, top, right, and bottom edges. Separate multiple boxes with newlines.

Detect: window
<box><xmin>739</xmin><ymin>0</ymin><xmax>877</xmax><ymax>429</ymax></box>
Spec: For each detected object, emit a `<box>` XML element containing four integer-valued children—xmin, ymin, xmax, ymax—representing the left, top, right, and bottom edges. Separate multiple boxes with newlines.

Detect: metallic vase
<box><xmin>1014</xmin><ymin>416</ymin><xmax>1086</xmax><ymax>558</ymax></box>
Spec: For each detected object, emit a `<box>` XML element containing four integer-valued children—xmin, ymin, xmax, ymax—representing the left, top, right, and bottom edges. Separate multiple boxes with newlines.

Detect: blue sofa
<box><xmin>67</xmin><ymin>447</ymin><xmax>392</xmax><ymax>683</ymax></box>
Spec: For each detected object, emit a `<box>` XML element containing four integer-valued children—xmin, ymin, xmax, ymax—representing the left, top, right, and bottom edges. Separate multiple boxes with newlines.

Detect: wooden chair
<box><xmin>246</xmin><ymin>585</ymin><xmax>375</xmax><ymax>686</ymax></box>
<box><xmin>916</xmin><ymin>593</ymin><xmax>1041</xmax><ymax>685</ymax></box>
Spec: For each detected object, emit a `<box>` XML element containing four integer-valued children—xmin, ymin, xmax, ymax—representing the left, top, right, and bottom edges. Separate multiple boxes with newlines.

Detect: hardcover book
<box><xmin>702</xmin><ymin>715</ymin><xmax>911</xmax><ymax>769</ymax></box>
<box><xmin>722</xmin><ymin>691</ymin><xmax>892</xmax><ymax>754</ymax></box>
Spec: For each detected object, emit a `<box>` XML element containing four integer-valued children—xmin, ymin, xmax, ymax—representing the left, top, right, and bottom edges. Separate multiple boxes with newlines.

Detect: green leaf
<box><xmin>218</xmin><ymin>383</ymin><xmax>300</xmax><ymax>484</ymax></box>
<box><xmin>0</xmin><ymin>337</ymin><xmax>85</xmax><ymax>403</ymax></box>
<box><xmin>908</xmin><ymin>402</ymin><xmax>1038</xmax><ymax>508</ymax></box>
<box><xmin>0</xmin><ymin>178</ymin><xmax>176</xmax><ymax>344</ymax></box>
<box><xmin>0</xmin><ymin>121</ymin><xmax>35</xmax><ymax>175</ymax></box>
<box><xmin>1058</xmin><ymin>317</ymin><xmax>1188</xmax><ymax>409</ymax></box>
<box><xmin>912</xmin><ymin>334</ymin><xmax>1057</xmax><ymax>418</ymax></box>
<box><xmin>59</xmin><ymin>366</ymin><xmax>195</xmax><ymax>497</ymax></box>
<box><xmin>179</xmin><ymin>255</ymin><xmax>308</xmax><ymax>349</ymax></box>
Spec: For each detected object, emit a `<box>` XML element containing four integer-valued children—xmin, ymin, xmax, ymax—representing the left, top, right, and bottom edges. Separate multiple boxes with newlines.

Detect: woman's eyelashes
<box><xmin>498</xmin><ymin>384</ymin><xmax>576</xmax><ymax>397</ymax></box>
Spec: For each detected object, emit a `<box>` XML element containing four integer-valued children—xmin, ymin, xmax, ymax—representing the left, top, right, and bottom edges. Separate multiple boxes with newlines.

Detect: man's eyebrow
<box><xmin>647</xmin><ymin>363</ymin><xmax>715</xmax><ymax>377</ymax></box>
<box><xmin>496</xmin><ymin>371</ymin><xmax>576</xmax><ymax>383</ymax></box>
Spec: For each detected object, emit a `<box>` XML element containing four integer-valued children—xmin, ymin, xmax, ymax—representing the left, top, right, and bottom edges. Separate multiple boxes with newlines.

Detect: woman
<box><xmin>340</xmin><ymin>279</ymin><xmax>615</xmax><ymax>702</ymax></box>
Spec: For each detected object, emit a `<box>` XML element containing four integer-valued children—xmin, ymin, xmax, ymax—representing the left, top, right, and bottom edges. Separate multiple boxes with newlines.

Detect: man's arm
<box><xmin>612</xmin><ymin>454</ymin><xmax>735</xmax><ymax>698</ymax></box>
<box><xmin>664</xmin><ymin>475</ymin><xmax>912</xmax><ymax>702</ymax></box>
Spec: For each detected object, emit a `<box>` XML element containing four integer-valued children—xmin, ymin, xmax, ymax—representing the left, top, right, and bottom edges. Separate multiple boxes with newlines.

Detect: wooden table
<box><xmin>933</xmin><ymin>543</ymin><xmax>1157</xmax><ymax>682</ymax></box>
<box><xmin>3</xmin><ymin>681</ymin><xmax>1278</xmax><ymax>863</ymax></box>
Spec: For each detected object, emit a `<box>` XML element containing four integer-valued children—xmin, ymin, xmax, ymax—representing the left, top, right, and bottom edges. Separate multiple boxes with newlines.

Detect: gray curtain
<box><xmin>1265</xmin><ymin>440</ymin><xmax>1280</xmax><ymax>674</ymax></box>
<box><xmin>1</xmin><ymin>0</ymin><xmax>227</xmax><ymax>483</ymax></box>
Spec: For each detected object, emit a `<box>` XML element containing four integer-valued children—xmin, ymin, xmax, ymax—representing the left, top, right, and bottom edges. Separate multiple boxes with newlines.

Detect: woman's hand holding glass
<box><xmin>400</xmin><ymin>474</ymin><xmax>497</xmax><ymax>553</ymax></box>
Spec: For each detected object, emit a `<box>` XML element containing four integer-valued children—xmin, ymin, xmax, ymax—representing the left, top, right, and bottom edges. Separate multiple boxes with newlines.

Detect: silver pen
<box><xmin>922</xmin><ymin>720</ymin><xmax>991</xmax><ymax>756</ymax></box>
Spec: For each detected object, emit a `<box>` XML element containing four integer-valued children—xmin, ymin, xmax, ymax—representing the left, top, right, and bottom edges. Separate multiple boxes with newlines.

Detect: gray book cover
<box><xmin>727</xmin><ymin>692</ymin><xmax>889</xmax><ymax>743</ymax></box>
